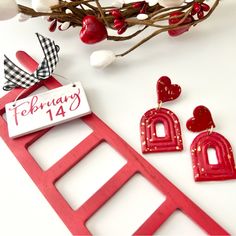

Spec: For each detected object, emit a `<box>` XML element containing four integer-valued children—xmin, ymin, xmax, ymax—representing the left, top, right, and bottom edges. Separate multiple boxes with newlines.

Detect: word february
<box><xmin>10</xmin><ymin>88</ymin><xmax>80</xmax><ymax>126</ymax></box>
<box><xmin>5</xmin><ymin>82</ymin><xmax>91</xmax><ymax>138</ymax></box>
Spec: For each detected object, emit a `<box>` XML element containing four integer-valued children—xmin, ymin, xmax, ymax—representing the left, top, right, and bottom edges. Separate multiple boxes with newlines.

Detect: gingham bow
<box><xmin>3</xmin><ymin>33</ymin><xmax>59</xmax><ymax>91</ymax></box>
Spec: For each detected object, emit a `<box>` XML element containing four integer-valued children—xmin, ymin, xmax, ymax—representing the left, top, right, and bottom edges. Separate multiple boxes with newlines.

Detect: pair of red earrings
<box><xmin>140</xmin><ymin>76</ymin><xmax>236</xmax><ymax>182</ymax></box>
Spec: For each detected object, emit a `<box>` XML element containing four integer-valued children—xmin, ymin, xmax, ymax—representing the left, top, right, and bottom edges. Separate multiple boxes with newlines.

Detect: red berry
<box><xmin>114</xmin><ymin>19</ymin><xmax>125</xmax><ymax>30</ymax></box>
<box><xmin>47</xmin><ymin>17</ymin><xmax>54</xmax><ymax>22</ymax></box>
<box><xmin>168</xmin><ymin>11</ymin><xmax>193</xmax><ymax>37</ymax></box>
<box><xmin>111</xmin><ymin>9</ymin><xmax>122</xmax><ymax>19</ymax></box>
<box><xmin>49</xmin><ymin>20</ymin><xmax>57</xmax><ymax>32</ymax></box>
<box><xmin>169</xmin><ymin>11</ymin><xmax>183</xmax><ymax>24</ymax></box>
<box><xmin>191</xmin><ymin>8</ymin><xmax>197</xmax><ymax>16</ymax></box>
<box><xmin>132</xmin><ymin>2</ymin><xmax>144</xmax><ymax>8</ymax></box>
<box><xmin>193</xmin><ymin>2</ymin><xmax>201</xmax><ymax>13</ymax></box>
<box><xmin>201</xmin><ymin>3</ymin><xmax>210</xmax><ymax>12</ymax></box>
<box><xmin>197</xmin><ymin>11</ymin><xmax>204</xmax><ymax>19</ymax></box>
<box><xmin>140</xmin><ymin>3</ymin><xmax>147</xmax><ymax>14</ymax></box>
<box><xmin>118</xmin><ymin>23</ymin><xmax>128</xmax><ymax>34</ymax></box>
<box><xmin>114</xmin><ymin>18</ymin><xmax>123</xmax><ymax>25</ymax></box>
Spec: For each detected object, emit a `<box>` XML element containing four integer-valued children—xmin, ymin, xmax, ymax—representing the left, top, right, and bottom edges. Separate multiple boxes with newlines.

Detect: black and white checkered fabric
<box><xmin>4</xmin><ymin>55</ymin><xmax>39</xmax><ymax>91</ymax></box>
<box><xmin>33</xmin><ymin>33</ymin><xmax>59</xmax><ymax>80</ymax></box>
<box><xmin>3</xmin><ymin>33</ymin><xmax>59</xmax><ymax>91</ymax></box>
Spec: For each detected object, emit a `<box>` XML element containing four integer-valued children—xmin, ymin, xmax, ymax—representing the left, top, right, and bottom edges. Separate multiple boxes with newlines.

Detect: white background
<box><xmin>0</xmin><ymin>0</ymin><xmax>236</xmax><ymax>235</ymax></box>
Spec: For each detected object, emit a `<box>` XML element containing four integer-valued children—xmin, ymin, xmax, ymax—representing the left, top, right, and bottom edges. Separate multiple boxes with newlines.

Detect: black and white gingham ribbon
<box><xmin>3</xmin><ymin>33</ymin><xmax>59</xmax><ymax>91</ymax></box>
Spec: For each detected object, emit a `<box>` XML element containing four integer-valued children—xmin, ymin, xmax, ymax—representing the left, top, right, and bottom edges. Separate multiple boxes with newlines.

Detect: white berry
<box><xmin>59</xmin><ymin>21</ymin><xmax>70</xmax><ymax>31</ymax></box>
<box><xmin>146</xmin><ymin>0</ymin><xmax>159</xmax><ymax>7</ymax></box>
<box><xmin>90</xmin><ymin>50</ymin><xmax>116</xmax><ymax>69</ymax></box>
<box><xmin>32</xmin><ymin>0</ymin><xmax>59</xmax><ymax>13</ymax></box>
<box><xmin>159</xmin><ymin>0</ymin><xmax>184</xmax><ymax>8</ymax></box>
<box><xmin>137</xmin><ymin>14</ymin><xmax>148</xmax><ymax>20</ymax></box>
<box><xmin>112</xmin><ymin>0</ymin><xmax>124</xmax><ymax>8</ymax></box>
<box><xmin>65</xmin><ymin>9</ymin><xmax>73</xmax><ymax>14</ymax></box>
<box><xmin>0</xmin><ymin>0</ymin><xmax>18</xmax><ymax>21</ymax></box>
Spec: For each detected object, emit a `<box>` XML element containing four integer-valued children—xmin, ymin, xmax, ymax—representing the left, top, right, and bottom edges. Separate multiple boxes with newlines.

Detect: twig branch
<box><xmin>17</xmin><ymin>0</ymin><xmax>220</xmax><ymax>57</ymax></box>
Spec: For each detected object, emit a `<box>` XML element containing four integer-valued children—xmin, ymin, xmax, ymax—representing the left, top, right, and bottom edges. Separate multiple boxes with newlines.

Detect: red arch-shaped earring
<box><xmin>140</xmin><ymin>108</ymin><xmax>183</xmax><ymax>153</ymax></box>
<box><xmin>140</xmin><ymin>76</ymin><xmax>183</xmax><ymax>154</ymax></box>
<box><xmin>191</xmin><ymin>131</ymin><xmax>236</xmax><ymax>181</ymax></box>
<box><xmin>187</xmin><ymin>105</ymin><xmax>236</xmax><ymax>181</ymax></box>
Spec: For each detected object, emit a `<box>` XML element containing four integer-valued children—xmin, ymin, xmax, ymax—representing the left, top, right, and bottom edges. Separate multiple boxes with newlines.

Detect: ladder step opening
<box><xmin>28</xmin><ymin>119</ymin><xmax>93</xmax><ymax>171</ymax></box>
<box><xmin>55</xmin><ymin>142</ymin><xmax>127</xmax><ymax>210</ymax></box>
<box><xmin>85</xmin><ymin>173</ymin><xmax>166</xmax><ymax>236</ymax></box>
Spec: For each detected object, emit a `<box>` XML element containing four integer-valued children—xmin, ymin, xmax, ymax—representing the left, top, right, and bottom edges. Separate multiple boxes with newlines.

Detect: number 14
<box><xmin>46</xmin><ymin>106</ymin><xmax>66</xmax><ymax>121</ymax></box>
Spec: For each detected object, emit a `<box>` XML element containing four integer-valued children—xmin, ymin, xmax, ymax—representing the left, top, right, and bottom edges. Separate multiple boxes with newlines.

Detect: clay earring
<box><xmin>140</xmin><ymin>76</ymin><xmax>183</xmax><ymax>153</ymax></box>
<box><xmin>186</xmin><ymin>105</ymin><xmax>236</xmax><ymax>181</ymax></box>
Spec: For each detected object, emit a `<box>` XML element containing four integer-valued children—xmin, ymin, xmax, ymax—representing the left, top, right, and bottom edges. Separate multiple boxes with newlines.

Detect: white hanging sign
<box><xmin>5</xmin><ymin>82</ymin><xmax>91</xmax><ymax>138</ymax></box>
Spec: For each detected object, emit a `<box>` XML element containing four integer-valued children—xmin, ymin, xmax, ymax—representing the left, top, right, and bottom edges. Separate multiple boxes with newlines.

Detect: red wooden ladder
<box><xmin>0</xmin><ymin>51</ymin><xmax>229</xmax><ymax>235</ymax></box>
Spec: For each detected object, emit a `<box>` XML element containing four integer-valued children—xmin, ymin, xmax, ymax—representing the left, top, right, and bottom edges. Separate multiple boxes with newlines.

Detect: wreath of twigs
<box><xmin>18</xmin><ymin>0</ymin><xmax>220</xmax><ymax>57</ymax></box>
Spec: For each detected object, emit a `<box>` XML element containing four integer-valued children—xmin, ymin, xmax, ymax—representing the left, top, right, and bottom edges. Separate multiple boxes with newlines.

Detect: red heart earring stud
<box><xmin>140</xmin><ymin>76</ymin><xmax>183</xmax><ymax>153</ymax></box>
<box><xmin>187</xmin><ymin>105</ymin><xmax>236</xmax><ymax>181</ymax></box>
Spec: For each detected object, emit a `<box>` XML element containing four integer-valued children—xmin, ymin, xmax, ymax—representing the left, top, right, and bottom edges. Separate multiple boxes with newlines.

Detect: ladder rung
<box><xmin>134</xmin><ymin>198</ymin><xmax>177</xmax><ymax>235</ymax></box>
<box><xmin>45</xmin><ymin>132</ymin><xmax>103</xmax><ymax>182</ymax></box>
<box><xmin>40</xmin><ymin>182</ymin><xmax>91</xmax><ymax>235</ymax></box>
<box><xmin>75</xmin><ymin>163</ymin><xmax>137</xmax><ymax>222</ymax></box>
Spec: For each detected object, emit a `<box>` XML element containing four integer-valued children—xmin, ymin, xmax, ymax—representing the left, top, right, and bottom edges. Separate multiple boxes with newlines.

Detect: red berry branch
<box><xmin>16</xmin><ymin>0</ymin><xmax>220</xmax><ymax>58</ymax></box>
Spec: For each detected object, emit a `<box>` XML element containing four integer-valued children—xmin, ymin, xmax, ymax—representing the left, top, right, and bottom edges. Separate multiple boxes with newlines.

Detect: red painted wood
<box><xmin>191</xmin><ymin>131</ymin><xmax>236</xmax><ymax>181</ymax></box>
<box><xmin>0</xmin><ymin>51</ymin><xmax>229</xmax><ymax>235</ymax></box>
<box><xmin>140</xmin><ymin>108</ymin><xmax>183</xmax><ymax>153</ymax></box>
<box><xmin>134</xmin><ymin>199</ymin><xmax>177</xmax><ymax>235</ymax></box>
